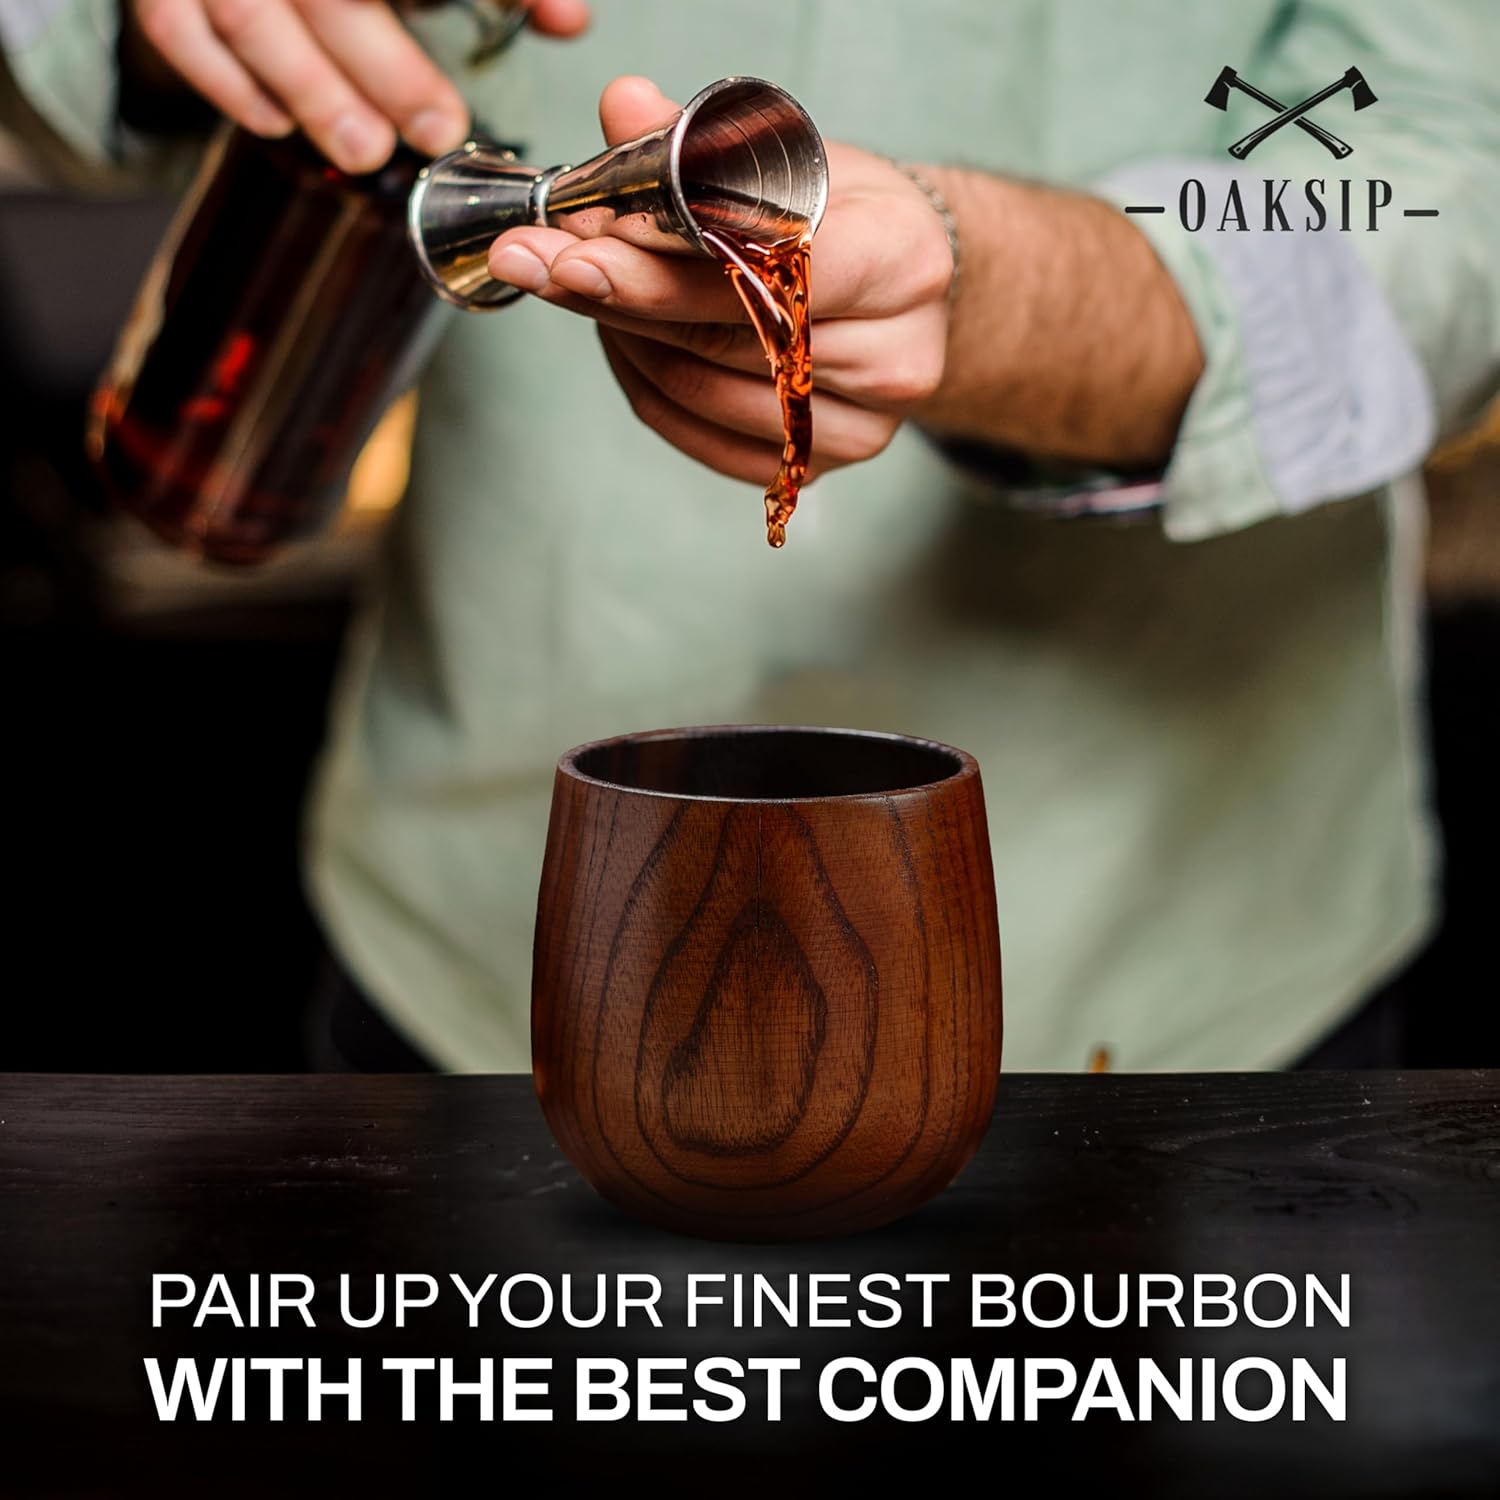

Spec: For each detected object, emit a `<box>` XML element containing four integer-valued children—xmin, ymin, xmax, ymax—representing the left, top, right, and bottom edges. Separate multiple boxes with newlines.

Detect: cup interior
<box><xmin>566</xmin><ymin>727</ymin><xmax>967</xmax><ymax>802</ymax></box>
<box><xmin>675</xmin><ymin>79</ymin><xmax>828</xmax><ymax>245</ymax></box>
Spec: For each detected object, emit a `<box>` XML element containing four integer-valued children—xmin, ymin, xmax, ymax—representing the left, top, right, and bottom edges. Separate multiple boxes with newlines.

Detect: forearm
<box><xmin>918</xmin><ymin>168</ymin><xmax>1203</xmax><ymax>470</ymax></box>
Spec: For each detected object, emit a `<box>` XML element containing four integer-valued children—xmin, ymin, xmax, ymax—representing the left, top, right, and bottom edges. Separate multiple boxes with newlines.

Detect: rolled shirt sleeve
<box><xmin>1085</xmin><ymin>0</ymin><xmax>1500</xmax><ymax>544</ymax></box>
<box><xmin>1254</xmin><ymin>0</ymin><xmax>1500</xmax><ymax>435</ymax></box>
<box><xmin>1092</xmin><ymin>160</ymin><xmax>1437</xmax><ymax>543</ymax></box>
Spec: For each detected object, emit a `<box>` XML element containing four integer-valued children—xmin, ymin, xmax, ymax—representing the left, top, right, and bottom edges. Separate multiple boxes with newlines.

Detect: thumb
<box><xmin>598</xmin><ymin>75</ymin><xmax>681</xmax><ymax>147</ymax></box>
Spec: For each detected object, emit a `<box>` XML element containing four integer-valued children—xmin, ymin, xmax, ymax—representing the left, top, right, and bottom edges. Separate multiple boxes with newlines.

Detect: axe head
<box><xmin>1344</xmin><ymin>66</ymin><xmax>1378</xmax><ymax>109</ymax></box>
<box><xmin>1204</xmin><ymin>65</ymin><xmax>1238</xmax><ymax>109</ymax></box>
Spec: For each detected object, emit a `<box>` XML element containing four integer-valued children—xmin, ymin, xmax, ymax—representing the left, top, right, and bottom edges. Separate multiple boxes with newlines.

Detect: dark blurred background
<box><xmin>2</xmin><ymin>136</ymin><xmax>1496</xmax><ymax>1073</ymax></box>
<box><xmin>1</xmin><ymin>135</ymin><xmax>414</xmax><ymax>1072</ymax></box>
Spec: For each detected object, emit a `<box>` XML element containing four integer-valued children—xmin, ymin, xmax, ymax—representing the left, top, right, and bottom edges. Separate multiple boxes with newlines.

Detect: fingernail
<box><xmin>332</xmin><ymin>114</ymin><xmax>386</xmax><ymax>172</ymax></box>
<box><xmin>550</xmin><ymin>258</ymin><xmax>613</xmax><ymax>300</ymax></box>
<box><xmin>489</xmin><ymin>244</ymin><xmax>551</xmax><ymax>292</ymax></box>
<box><xmin>406</xmin><ymin>108</ymin><xmax>466</xmax><ymax>158</ymax></box>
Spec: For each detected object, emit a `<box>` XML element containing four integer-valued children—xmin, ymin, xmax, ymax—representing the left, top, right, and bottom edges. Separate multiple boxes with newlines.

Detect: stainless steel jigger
<box><xmin>407</xmin><ymin>76</ymin><xmax>829</xmax><ymax>311</ymax></box>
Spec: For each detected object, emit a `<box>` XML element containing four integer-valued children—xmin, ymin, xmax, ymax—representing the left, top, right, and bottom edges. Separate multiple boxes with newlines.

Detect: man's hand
<box><xmin>486</xmin><ymin>78</ymin><xmax>955</xmax><ymax>487</ymax></box>
<box><xmin>487</xmin><ymin>75</ymin><xmax>1204</xmax><ymax>481</ymax></box>
<box><xmin>124</xmin><ymin>0</ymin><xmax>590</xmax><ymax>173</ymax></box>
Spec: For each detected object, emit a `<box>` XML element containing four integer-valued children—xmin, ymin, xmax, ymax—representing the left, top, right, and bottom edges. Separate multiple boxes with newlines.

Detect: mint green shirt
<box><xmin>9</xmin><ymin>1</ymin><xmax>1500</xmax><ymax>1071</ymax></box>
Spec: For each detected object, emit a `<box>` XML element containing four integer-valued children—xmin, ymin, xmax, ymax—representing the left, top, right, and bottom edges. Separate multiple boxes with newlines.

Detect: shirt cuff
<box><xmin>1091</xmin><ymin>159</ymin><xmax>1437</xmax><ymax>542</ymax></box>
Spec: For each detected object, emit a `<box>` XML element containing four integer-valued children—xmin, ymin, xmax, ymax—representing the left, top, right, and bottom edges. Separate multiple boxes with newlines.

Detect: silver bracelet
<box><xmin>895</xmin><ymin>162</ymin><xmax>962</xmax><ymax>301</ymax></box>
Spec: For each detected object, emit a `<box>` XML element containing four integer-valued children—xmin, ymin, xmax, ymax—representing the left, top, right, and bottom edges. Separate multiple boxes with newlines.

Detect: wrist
<box><xmin>892</xmin><ymin>161</ymin><xmax>962</xmax><ymax>303</ymax></box>
<box><xmin>914</xmin><ymin>167</ymin><xmax>1035</xmax><ymax>433</ymax></box>
<box><xmin>915</xmin><ymin>168</ymin><xmax>1203</xmax><ymax>468</ymax></box>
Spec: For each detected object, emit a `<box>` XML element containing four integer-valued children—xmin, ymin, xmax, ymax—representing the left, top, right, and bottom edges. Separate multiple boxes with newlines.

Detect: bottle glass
<box><xmin>89</xmin><ymin>125</ymin><xmax>443</xmax><ymax>566</ymax></box>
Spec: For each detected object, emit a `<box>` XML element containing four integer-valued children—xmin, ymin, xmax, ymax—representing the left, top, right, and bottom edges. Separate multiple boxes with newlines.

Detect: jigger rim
<box><xmin>407</xmin><ymin>139</ymin><xmax>531</xmax><ymax>311</ymax></box>
<box><xmin>557</xmin><ymin>723</ymin><xmax>977</xmax><ymax>807</ymax></box>
<box><xmin>669</xmin><ymin>76</ymin><xmax>830</xmax><ymax>252</ymax></box>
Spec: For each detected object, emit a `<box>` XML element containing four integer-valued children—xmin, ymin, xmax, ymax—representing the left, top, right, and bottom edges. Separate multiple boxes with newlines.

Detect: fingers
<box><xmin>488</xmin><ymin>183</ymin><xmax>951</xmax><ymax>327</ymax></box>
<box><xmin>133</xmin><ymin>0</ymin><xmax>294</xmax><ymax>136</ymax></box>
<box><xmin>592</xmin><ymin>309</ymin><xmax>944</xmax><ymax>410</ymax></box>
<box><xmin>591</xmin><ymin>313</ymin><xmax>771</xmax><ymax>377</ymax></box>
<box><xmin>482</xmin><ymin>117</ymin><xmax>947</xmax><ymax>481</ymax></box>
<box><xmin>485</xmin><ymin>221</ymin><xmax>948</xmax><ymax>408</ymax></box>
<box><xmin>297</xmin><ymin>0</ymin><xmax>468</xmax><ymax>157</ymax></box>
<box><xmin>147</xmin><ymin>0</ymin><xmax>471</xmax><ymax>172</ymax></box>
<box><xmin>200</xmin><ymin>0</ymin><xmax>393</xmax><ymax>171</ymax></box>
<box><xmin>598</xmin><ymin>75</ymin><xmax>680</xmax><ymax>147</ymax></box>
<box><xmin>526</xmin><ymin>0</ymin><xmax>592</xmax><ymax>37</ymax></box>
<box><xmin>600</xmin><ymin>331</ymin><xmax>789</xmax><ymax>488</ymax></box>
<box><xmin>490</xmin><ymin>225</ymin><xmax>746</xmax><ymax>322</ymax></box>
<box><xmin>486</xmin><ymin>235</ymin><xmax>774</xmax><ymax>373</ymax></box>
<box><xmin>606</xmin><ymin>330</ymin><xmax>787</xmax><ymax>445</ymax></box>
<box><xmin>810</xmin><ymin>306</ymin><xmax>949</xmax><ymax>410</ymax></box>
<box><xmin>136</xmin><ymin>1</ymin><xmax>592</xmax><ymax>175</ymax></box>
<box><xmin>603</xmin><ymin>330</ymin><xmax>898</xmax><ymax>471</ymax></box>
<box><xmin>597</xmin><ymin>308</ymin><xmax>944</xmax><ymax>410</ymax></box>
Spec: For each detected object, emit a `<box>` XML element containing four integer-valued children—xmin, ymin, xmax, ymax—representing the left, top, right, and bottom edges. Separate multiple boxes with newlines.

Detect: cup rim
<box><xmin>556</xmin><ymin>723</ymin><xmax>978</xmax><ymax>805</ymax></box>
<box><xmin>669</xmin><ymin>76</ymin><xmax>830</xmax><ymax>254</ymax></box>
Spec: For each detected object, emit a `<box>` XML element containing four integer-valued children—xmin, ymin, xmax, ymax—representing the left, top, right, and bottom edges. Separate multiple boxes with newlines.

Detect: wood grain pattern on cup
<box><xmin>532</xmin><ymin>725</ymin><xmax>1002</xmax><ymax>1239</ymax></box>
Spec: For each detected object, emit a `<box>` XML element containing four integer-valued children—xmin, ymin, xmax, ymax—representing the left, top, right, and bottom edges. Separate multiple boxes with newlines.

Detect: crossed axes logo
<box><xmin>1205</xmin><ymin>65</ymin><xmax>1378</xmax><ymax>159</ymax></box>
<box><xmin>1125</xmin><ymin>65</ymin><xmax>1436</xmax><ymax>227</ymax></box>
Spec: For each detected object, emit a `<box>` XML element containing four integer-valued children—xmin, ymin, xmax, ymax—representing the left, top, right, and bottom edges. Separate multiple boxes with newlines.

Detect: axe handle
<box><xmin>1228</xmin><ymin>76</ymin><xmax>1352</xmax><ymax>159</ymax></box>
<box><xmin>1229</xmin><ymin>74</ymin><xmax>1356</xmax><ymax>160</ymax></box>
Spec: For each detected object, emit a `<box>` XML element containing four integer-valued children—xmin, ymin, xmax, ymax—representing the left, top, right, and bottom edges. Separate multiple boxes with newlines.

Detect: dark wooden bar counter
<box><xmin>1</xmin><ymin>1071</ymin><xmax>1496</xmax><ymax>1496</ymax></box>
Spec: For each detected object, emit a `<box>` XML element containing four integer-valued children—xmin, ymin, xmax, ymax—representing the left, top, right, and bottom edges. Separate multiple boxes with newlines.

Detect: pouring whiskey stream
<box><xmin>409</xmin><ymin>76</ymin><xmax>828</xmax><ymax>547</ymax></box>
<box><xmin>703</xmin><ymin>232</ymin><xmax>813</xmax><ymax>548</ymax></box>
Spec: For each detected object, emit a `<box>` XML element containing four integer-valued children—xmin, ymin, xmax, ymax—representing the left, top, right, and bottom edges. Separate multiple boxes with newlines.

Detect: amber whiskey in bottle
<box><xmin>89</xmin><ymin>125</ymin><xmax>442</xmax><ymax>566</ymax></box>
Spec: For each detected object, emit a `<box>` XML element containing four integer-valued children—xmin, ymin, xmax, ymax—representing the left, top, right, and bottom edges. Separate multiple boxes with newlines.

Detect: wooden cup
<box><xmin>532</xmin><ymin>725</ymin><xmax>1002</xmax><ymax>1239</ymax></box>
